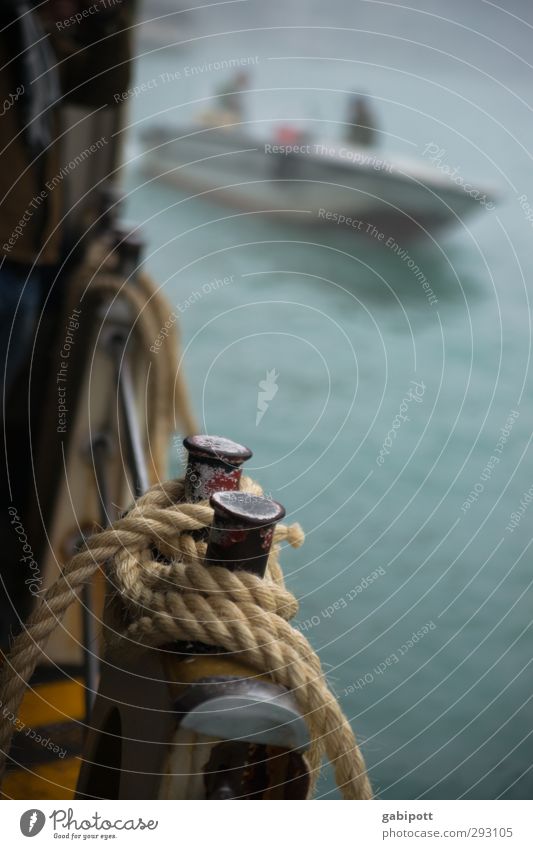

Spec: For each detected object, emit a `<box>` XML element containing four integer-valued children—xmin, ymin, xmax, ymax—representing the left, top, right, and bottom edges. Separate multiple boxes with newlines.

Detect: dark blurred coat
<box><xmin>0</xmin><ymin>2</ymin><xmax>133</xmax><ymax>265</ymax></box>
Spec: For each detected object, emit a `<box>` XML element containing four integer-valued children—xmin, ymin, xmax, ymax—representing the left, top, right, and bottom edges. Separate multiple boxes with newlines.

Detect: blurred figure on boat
<box><xmin>0</xmin><ymin>0</ymin><xmax>132</xmax><ymax>646</ymax></box>
<box><xmin>199</xmin><ymin>71</ymin><xmax>250</xmax><ymax>127</ymax></box>
<box><xmin>273</xmin><ymin>124</ymin><xmax>309</xmax><ymax>178</ymax></box>
<box><xmin>346</xmin><ymin>93</ymin><xmax>379</xmax><ymax>147</ymax></box>
<box><xmin>214</xmin><ymin>71</ymin><xmax>249</xmax><ymax>122</ymax></box>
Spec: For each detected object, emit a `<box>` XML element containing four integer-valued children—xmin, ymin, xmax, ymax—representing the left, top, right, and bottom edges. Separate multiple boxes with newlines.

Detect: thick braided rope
<box><xmin>0</xmin><ymin>477</ymin><xmax>372</xmax><ymax>799</ymax></box>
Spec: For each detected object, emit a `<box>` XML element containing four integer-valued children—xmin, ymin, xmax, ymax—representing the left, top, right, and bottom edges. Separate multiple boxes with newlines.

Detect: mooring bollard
<box><xmin>206</xmin><ymin>490</ymin><xmax>285</xmax><ymax>578</ymax></box>
<box><xmin>183</xmin><ymin>434</ymin><xmax>252</xmax><ymax>503</ymax></box>
<box><xmin>75</xmin><ymin>481</ymin><xmax>310</xmax><ymax>800</ymax></box>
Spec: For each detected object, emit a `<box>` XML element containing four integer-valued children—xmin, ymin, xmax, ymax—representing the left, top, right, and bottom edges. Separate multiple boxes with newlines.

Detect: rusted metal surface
<box><xmin>206</xmin><ymin>491</ymin><xmax>285</xmax><ymax>578</ymax></box>
<box><xmin>183</xmin><ymin>434</ymin><xmax>252</xmax><ymax>503</ymax></box>
<box><xmin>170</xmin><ymin>438</ymin><xmax>253</xmax><ymax>653</ymax></box>
<box><xmin>204</xmin><ymin>740</ymin><xmax>309</xmax><ymax>800</ymax></box>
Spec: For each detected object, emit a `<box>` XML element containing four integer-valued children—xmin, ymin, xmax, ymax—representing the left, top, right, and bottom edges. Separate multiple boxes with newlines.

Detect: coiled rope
<box><xmin>0</xmin><ymin>475</ymin><xmax>373</xmax><ymax>799</ymax></box>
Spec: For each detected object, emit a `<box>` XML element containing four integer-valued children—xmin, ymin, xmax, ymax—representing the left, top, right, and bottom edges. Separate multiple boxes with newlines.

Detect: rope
<box><xmin>0</xmin><ymin>475</ymin><xmax>373</xmax><ymax>799</ymax></box>
<box><xmin>66</xmin><ymin>248</ymin><xmax>198</xmax><ymax>477</ymax></box>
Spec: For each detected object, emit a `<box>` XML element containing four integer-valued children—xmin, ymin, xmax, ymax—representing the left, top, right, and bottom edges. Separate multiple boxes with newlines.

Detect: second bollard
<box><xmin>206</xmin><ymin>491</ymin><xmax>286</xmax><ymax>578</ymax></box>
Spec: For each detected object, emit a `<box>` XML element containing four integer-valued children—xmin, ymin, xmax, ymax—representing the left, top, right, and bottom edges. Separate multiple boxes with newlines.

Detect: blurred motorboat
<box><xmin>139</xmin><ymin>125</ymin><xmax>497</xmax><ymax>236</ymax></box>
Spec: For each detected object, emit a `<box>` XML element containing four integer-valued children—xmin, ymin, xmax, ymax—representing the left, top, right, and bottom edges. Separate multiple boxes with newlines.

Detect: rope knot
<box><xmin>0</xmin><ymin>477</ymin><xmax>372</xmax><ymax>800</ymax></box>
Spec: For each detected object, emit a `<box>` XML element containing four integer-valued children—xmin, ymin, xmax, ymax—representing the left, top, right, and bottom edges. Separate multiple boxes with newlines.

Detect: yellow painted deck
<box><xmin>1</xmin><ymin>676</ymin><xmax>85</xmax><ymax>800</ymax></box>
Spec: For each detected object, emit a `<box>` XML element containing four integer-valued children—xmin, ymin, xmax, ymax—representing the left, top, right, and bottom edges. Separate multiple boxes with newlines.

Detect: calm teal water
<box><xmin>123</xmin><ymin>0</ymin><xmax>533</xmax><ymax>798</ymax></box>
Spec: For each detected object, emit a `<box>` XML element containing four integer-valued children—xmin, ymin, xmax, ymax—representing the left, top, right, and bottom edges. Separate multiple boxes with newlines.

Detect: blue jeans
<box><xmin>0</xmin><ymin>261</ymin><xmax>45</xmax><ymax>407</ymax></box>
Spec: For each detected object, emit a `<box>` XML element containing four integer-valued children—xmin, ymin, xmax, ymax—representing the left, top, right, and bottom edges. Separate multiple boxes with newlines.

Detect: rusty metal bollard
<box><xmin>183</xmin><ymin>434</ymin><xmax>252</xmax><ymax>503</ymax></box>
<box><xmin>206</xmin><ymin>490</ymin><xmax>285</xmax><ymax>578</ymax></box>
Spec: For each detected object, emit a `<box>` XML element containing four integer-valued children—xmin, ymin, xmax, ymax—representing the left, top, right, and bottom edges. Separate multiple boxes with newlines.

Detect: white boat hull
<box><xmin>139</xmin><ymin>127</ymin><xmax>495</xmax><ymax>236</ymax></box>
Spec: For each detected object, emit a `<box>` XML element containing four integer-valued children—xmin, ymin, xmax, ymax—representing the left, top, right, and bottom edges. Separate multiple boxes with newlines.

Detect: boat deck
<box><xmin>1</xmin><ymin>668</ymin><xmax>84</xmax><ymax>800</ymax></box>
